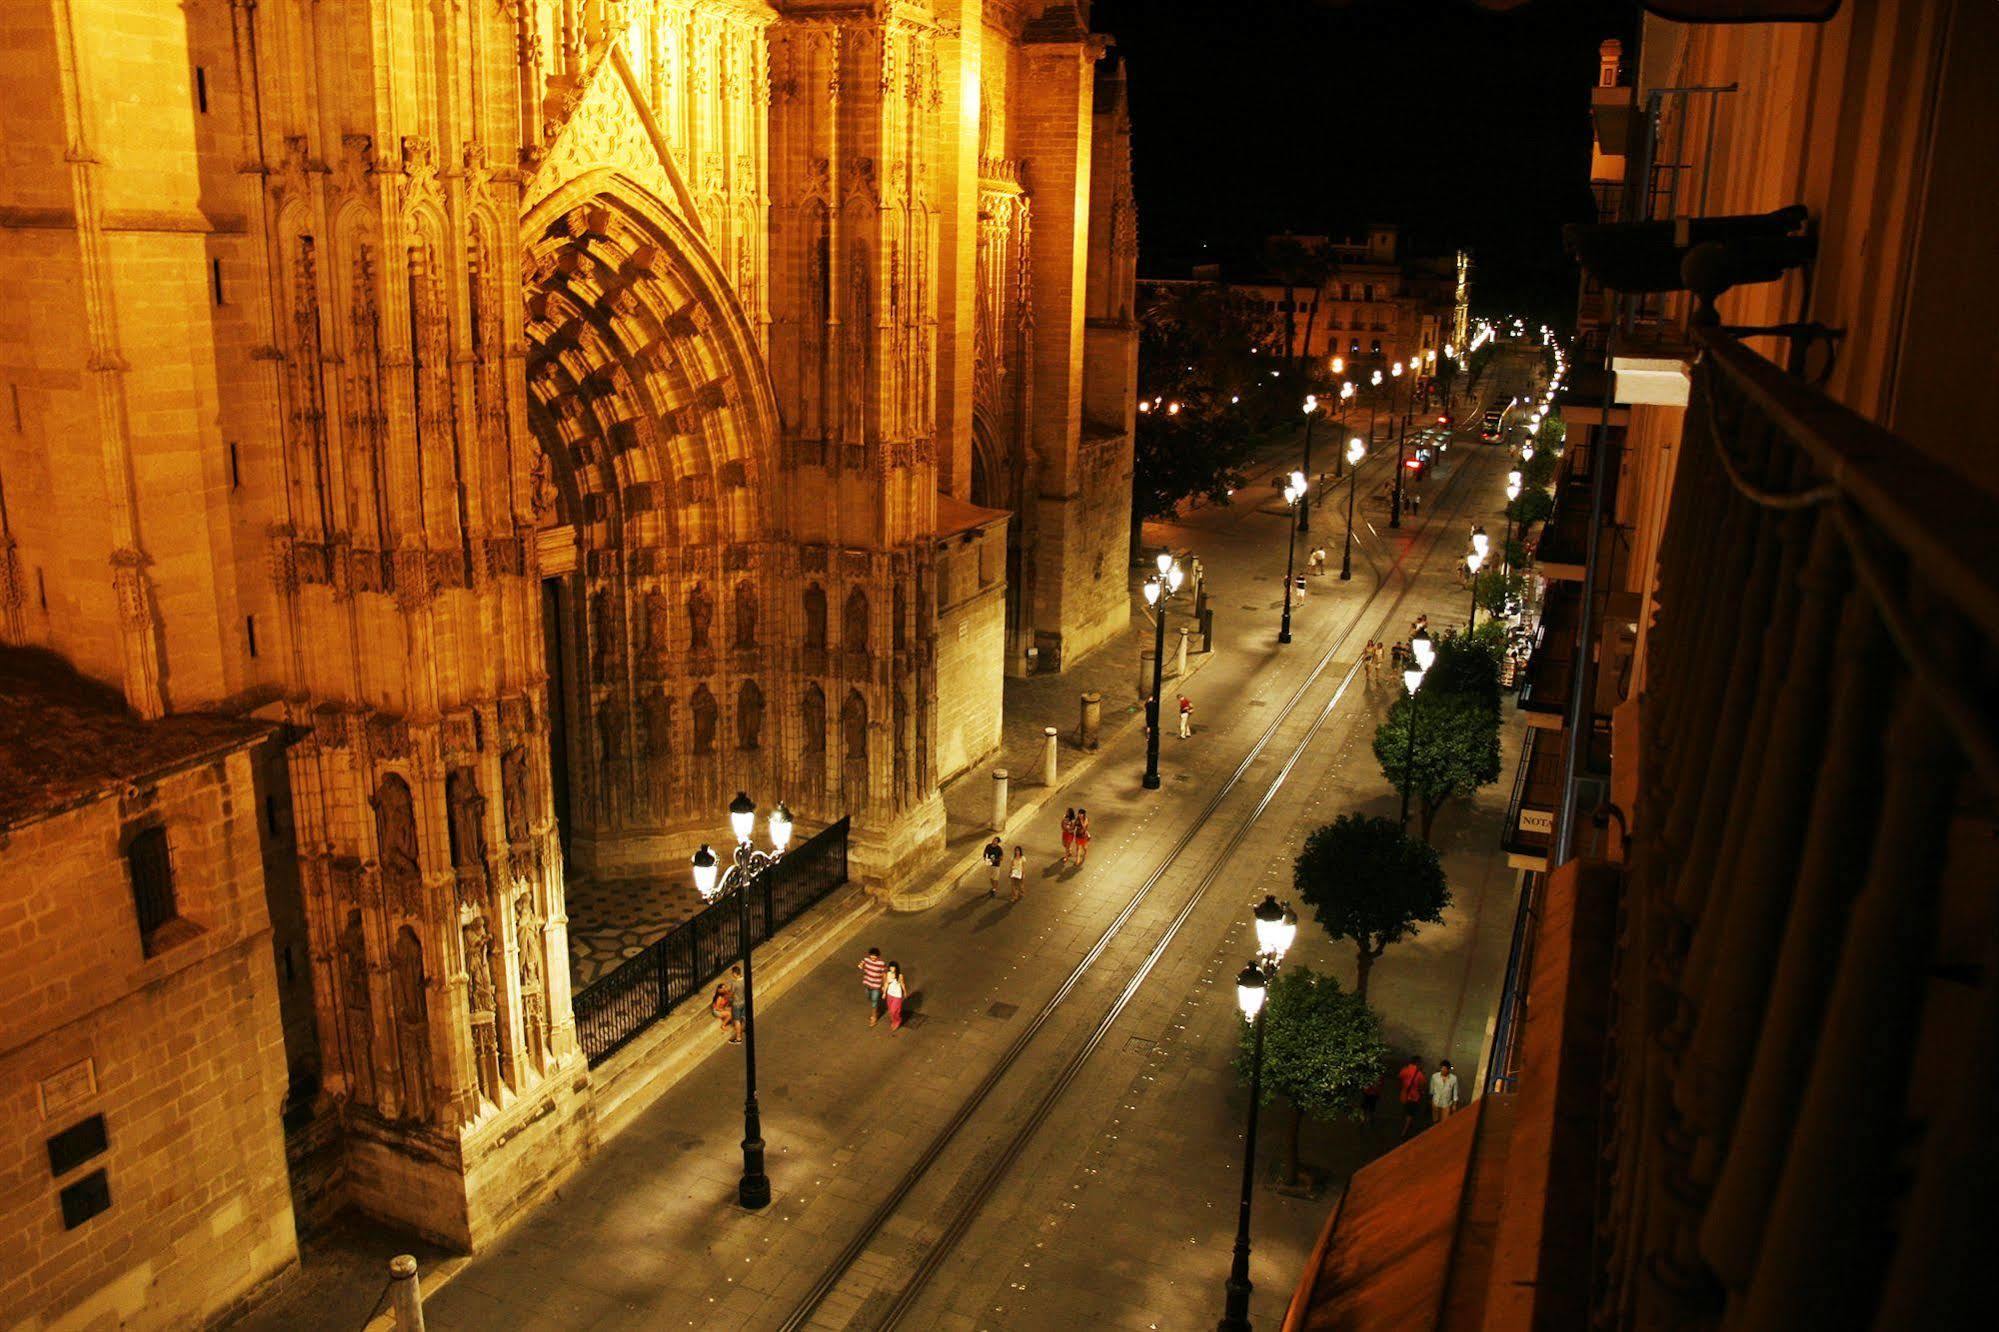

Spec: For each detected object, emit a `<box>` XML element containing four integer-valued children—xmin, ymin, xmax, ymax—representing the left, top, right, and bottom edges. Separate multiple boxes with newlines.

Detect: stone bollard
<box><xmin>991</xmin><ymin>768</ymin><xmax>1009</xmax><ymax>831</ymax></box>
<box><xmin>1080</xmin><ymin>691</ymin><xmax>1102</xmax><ymax>750</ymax></box>
<box><xmin>1042</xmin><ymin>726</ymin><xmax>1059</xmax><ymax>786</ymax></box>
<box><xmin>1200</xmin><ymin>607</ymin><xmax>1215</xmax><ymax>653</ymax></box>
<box><xmin>1177</xmin><ymin>625</ymin><xmax>1190</xmax><ymax>677</ymax></box>
<box><xmin>389</xmin><ymin>1255</ymin><xmax>425</xmax><ymax>1332</ymax></box>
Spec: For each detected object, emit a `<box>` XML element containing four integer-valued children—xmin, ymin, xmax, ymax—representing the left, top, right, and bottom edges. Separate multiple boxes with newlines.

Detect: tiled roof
<box><xmin>0</xmin><ymin>648</ymin><xmax>273</xmax><ymax>830</ymax></box>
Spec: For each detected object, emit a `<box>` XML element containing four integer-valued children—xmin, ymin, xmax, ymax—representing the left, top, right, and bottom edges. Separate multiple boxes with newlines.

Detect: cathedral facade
<box><xmin>0</xmin><ymin>0</ymin><xmax>1135</xmax><ymax>1310</ymax></box>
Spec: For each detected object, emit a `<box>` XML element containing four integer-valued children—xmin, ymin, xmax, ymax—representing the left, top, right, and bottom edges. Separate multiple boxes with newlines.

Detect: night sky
<box><xmin>1092</xmin><ymin>0</ymin><xmax>1637</xmax><ymax>327</ymax></box>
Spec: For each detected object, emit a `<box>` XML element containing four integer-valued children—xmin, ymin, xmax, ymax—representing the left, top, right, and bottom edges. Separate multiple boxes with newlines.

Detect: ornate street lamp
<box><xmin>1400</xmin><ymin>635</ymin><xmax>1431</xmax><ymax>828</ymax></box>
<box><xmin>1389</xmin><ymin>361</ymin><xmax>1408</xmax><ymax>529</ymax></box>
<box><xmin>1504</xmin><ymin>471</ymin><xmax>1523</xmax><ymax>579</ymax></box>
<box><xmin>690</xmin><ymin>793</ymin><xmax>794</xmax><ymax>1210</ymax></box>
<box><xmin>1279</xmin><ymin>473</ymin><xmax>1305</xmax><ymax>645</ymax></box>
<box><xmin>1298</xmin><ymin>395</ymin><xmax>1319</xmax><ymax>533</ymax></box>
<box><xmin>1142</xmin><ymin>550</ymin><xmax>1186</xmax><ymax>790</ymax></box>
<box><xmin>1219</xmin><ymin>895</ymin><xmax>1298</xmax><ymax>1332</ymax></box>
<box><xmin>1340</xmin><ymin>436</ymin><xmax>1366</xmax><ymax>581</ymax></box>
<box><xmin>1334</xmin><ymin>380</ymin><xmax>1357</xmax><ymax>478</ymax></box>
<box><xmin>1466</xmin><ymin>547</ymin><xmax>1487</xmax><ymax>634</ymax></box>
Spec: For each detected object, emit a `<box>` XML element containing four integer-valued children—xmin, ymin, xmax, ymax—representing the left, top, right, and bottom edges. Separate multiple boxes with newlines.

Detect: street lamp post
<box><xmin>1219</xmin><ymin>896</ymin><xmax>1299</xmax><ymax>1332</ymax></box>
<box><xmin>1297</xmin><ymin>395</ymin><xmax>1318</xmax><ymax>533</ymax></box>
<box><xmin>1399</xmin><ymin>632</ymin><xmax>1433</xmax><ymax>828</ymax></box>
<box><xmin>1278</xmin><ymin>472</ymin><xmax>1304</xmax><ymax>645</ymax></box>
<box><xmin>1142</xmin><ymin>549</ymin><xmax>1186</xmax><ymax>791</ymax></box>
<box><xmin>1389</xmin><ymin>362</ymin><xmax>1408</xmax><ymax>529</ymax></box>
<box><xmin>1340</xmin><ymin>436</ymin><xmax>1365</xmax><ymax>581</ymax></box>
<box><xmin>1466</xmin><ymin>547</ymin><xmax>1486</xmax><ymax>633</ymax></box>
<box><xmin>1504</xmin><ymin>471</ymin><xmax>1522</xmax><ymax>579</ymax></box>
<box><xmin>1366</xmin><ymin>368</ymin><xmax>1382</xmax><ymax>462</ymax></box>
<box><xmin>1333</xmin><ymin>379</ymin><xmax>1355</xmax><ymax>478</ymax></box>
<box><xmin>690</xmin><ymin>794</ymin><xmax>795</xmax><ymax>1210</ymax></box>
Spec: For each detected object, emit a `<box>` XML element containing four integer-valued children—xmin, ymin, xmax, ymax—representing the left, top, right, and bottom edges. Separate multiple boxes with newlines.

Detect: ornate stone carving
<box><xmin>639</xmin><ymin>689</ymin><xmax>673</xmax><ymax>759</ymax></box>
<box><xmin>462</xmin><ymin>916</ymin><xmax>502</xmax><ymax>1105</ymax></box>
<box><xmin>390</xmin><ymin>925</ymin><xmax>431</xmax><ymax>1122</ymax></box>
<box><xmin>445</xmin><ymin>768</ymin><xmax>490</xmax><ymax>906</ymax></box>
<box><xmin>691</xmin><ymin>685</ymin><xmax>718</xmax><ymax>756</ymax></box>
<box><xmin>339</xmin><ymin>909</ymin><xmax>377</xmax><ymax>1107</ymax></box>
<box><xmin>373</xmin><ymin>773</ymin><xmax>424</xmax><ymax>918</ymax></box>
<box><xmin>733</xmin><ymin>580</ymin><xmax>757</xmax><ymax>648</ymax></box>
<box><xmin>687</xmin><ymin>582</ymin><xmax>713</xmax><ymax>652</ymax></box>
<box><xmin>500</xmin><ymin>746</ymin><xmax>532</xmax><ymax>845</ymax></box>
<box><xmin>737</xmin><ymin>680</ymin><xmax>763</xmax><ymax>752</ymax></box>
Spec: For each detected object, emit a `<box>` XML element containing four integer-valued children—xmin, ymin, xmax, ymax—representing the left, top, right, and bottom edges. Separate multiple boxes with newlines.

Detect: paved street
<box><xmin>239</xmin><ymin>362</ymin><xmax>1539</xmax><ymax>1332</ymax></box>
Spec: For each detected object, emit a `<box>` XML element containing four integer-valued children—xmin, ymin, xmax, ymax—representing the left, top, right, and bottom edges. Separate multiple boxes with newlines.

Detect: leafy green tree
<box><xmin>1521</xmin><ymin>447</ymin><xmax>1559</xmax><ymax>491</ymax></box>
<box><xmin>1234</xmin><ymin>967</ymin><xmax>1389</xmax><ymax>1186</ymax></box>
<box><xmin>1475</xmin><ymin>568</ymin><xmax>1526</xmax><ymax>617</ymax></box>
<box><xmin>1509</xmin><ymin>486</ymin><xmax>1554</xmax><ymax>530</ymax></box>
<box><xmin>1292</xmin><ymin>815</ymin><xmax>1451</xmax><ymax>1001</ymax></box>
<box><xmin>1373</xmin><ymin>688</ymin><xmax>1503</xmax><ymax>841</ymax></box>
<box><xmin>1425</xmin><ymin>623</ymin><xmax>1506</xmax><ymax>711</ymax></box>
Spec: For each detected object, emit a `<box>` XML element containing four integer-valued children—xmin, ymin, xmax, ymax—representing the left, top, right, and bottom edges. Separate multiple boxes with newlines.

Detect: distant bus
<box><xmin>1480</xmin><ymin>409</ymin><xmax>1505</xmax><ymax>442</ymax></box>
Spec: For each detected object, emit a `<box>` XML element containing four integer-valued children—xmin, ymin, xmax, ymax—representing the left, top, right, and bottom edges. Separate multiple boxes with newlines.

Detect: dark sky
<box><xmin>1092</xmin><ymin>0</ymin><xmax>1637</xmax><ymax>326</ymax></box>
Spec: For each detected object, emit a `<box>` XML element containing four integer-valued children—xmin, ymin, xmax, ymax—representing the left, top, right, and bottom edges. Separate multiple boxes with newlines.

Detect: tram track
<box><xmin>778</xmin><ymin>374</ymin><xmax>1521</xmax><ymax>1331</ymax></box>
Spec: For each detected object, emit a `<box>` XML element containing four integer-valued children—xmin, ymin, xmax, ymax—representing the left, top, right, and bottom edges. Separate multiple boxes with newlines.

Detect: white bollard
<box><xmin>389</xmin><ymin>1255</ymin><xmax>425</xmax><ymax>1332</ymax></box>
<box><xmin>1042</xmin><ymin>726</ymin><xmax>1059</xmax><ymax>786</ymax></box>
<box><xmin>991</xmin><ymin>768</ymin><xmax>1009</xmax><ymax>831</ymax></box>
<box><xmin>1177</xmin><ymin>625</ymin><xmax>1190</xmax><ymax>677</ymax></box>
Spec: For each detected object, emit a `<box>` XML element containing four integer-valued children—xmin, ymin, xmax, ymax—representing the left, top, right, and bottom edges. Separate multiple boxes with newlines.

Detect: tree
<box><xmin>1234</xmin><ymin>967</ymin><xmax>1388</xmax><ymax>1188</ymax></box>
<box><xmin>1425</xmin><ymin>623</ymin><xmax>1505</xmax><ymax>712</ymax></box>
<box><xmin>1373</xmin><ymin>688</ymin><xmax>1503</xmax><ymax>841</ymax></box>
<box><xmin>1132</xmin><ymin>284</ymin><xmax>1285</xmax><ymax>525</ymax></box>
<box><xmin>1475</xmin><ymin>568</ymin><xmax>1526</xmax><ymax>617</ymax></box>
<box><xmin>1509</xmin><ymin>485</ymin><xmax>1554</xmax><ymax>530</ymax></box>
<box><xmin>1292</xmin><ymin>815</ymin><xmax>1451</xmax><ymax>1002</ymax></box>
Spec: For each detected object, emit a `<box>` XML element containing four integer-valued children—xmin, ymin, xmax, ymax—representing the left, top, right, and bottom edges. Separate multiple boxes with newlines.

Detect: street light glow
<box><xmin>1346</xmin><ymin>436</ymin><xmax>1365</xmax><ymax>465</ymax></box>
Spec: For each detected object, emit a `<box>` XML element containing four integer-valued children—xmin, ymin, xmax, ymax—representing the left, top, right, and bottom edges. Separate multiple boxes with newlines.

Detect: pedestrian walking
<box><xmin>983</xmin><ymin>835</ymin><xmax>1004</xmax><ymax>897</ymax></box>
<box><xmin>1429</xmin><ymin>1060</ymin><xmax>1461</xmax><ymax>1123</ymax></box>
<box><xmin>1060</xmin><ymin>808</ymin><xmax>1078</xmax><ymax>866</ymax></box>
<box><xmin>1293</xmin><ymin>572</ymin><xmax>1308</xmax><ymax>600</ymax></box>
<box><xmin>1178</xmin><ymin>694</ymin><xmax>1193</xmax><ymax>739</ymax></box>
<box><xmin>1397</xmin><ymin>1055</ymin><xmax>1426</xmax><ymax>1139</ymax></box>
<box><xmin>1362</xmin><ymin>641</ymin><xmax>1378</xmax><ymax>686</ymax></box>
<box><xmin>1008</xmin><ymin>846</ymin><xmax>1027</xmax><ymax>902</ymax></box>
<box><xmin>711</xmin><ymin>967</ymin><xmax>743</xmax><ymax>1044</ymax></box>
<box><xmin>859</xmin><ymin>947</ymin><xmax>888</xmax><ymax>1028</ymax></box>
<box><xmin>1310</xmin><ymin>546</ymin><xmax>1327</xmax><ymax>576</ymax></box>
<box><xmin>1073</xmin><ymin>809</ymin><xmax>1093</xmax><ymax>864</ymax></box>
<box><xmin>1361</xmin><ymin>1071</ymin><xmax>1383</xmax><ymax>1121</ymax></box>
<box><xmin>884</xmin><ymin>962</ymin><xmax>908</xmax><ymax>1032</ymax></box>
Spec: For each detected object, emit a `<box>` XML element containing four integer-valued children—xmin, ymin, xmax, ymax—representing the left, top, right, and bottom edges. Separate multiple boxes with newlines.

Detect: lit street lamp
<box><xmin>1389</xmin><ymin>362</ymin><xmax>1408</xmax><ymax>529</ymax></box>
<box><xmin>1333</xmin><ymin>380</ymin><xmax>1356</xmax><ymax>478</ymax></box>
<box><xmin>1142</xmin><ymin>549</ymin><xmax>1186</xmax><ymax>790</ymax></box>
<box><xmin>1399</xmin><ymin>631</ymin><xmax>1433</xmax><ymax>828</ymax></box>
<box><xmin>1340</xmin><ymin>436</ymin><xmax>1365</xmax><ymax>581</ymax></box>
<box><xmin>1278</xmin><ymin>472</ymin><xmax>1305</xmax><ymax>645</ymax></box>
<box><xmin>1504</xmin><ymin>470</ymin><xmax>1522</xmax><ymax>579</ymax></box>
<box><xmin>1465</xmin><ymin>547</ymin><xmax>1487</xmax><ymax>633</ymax></box>
<box><xmin>690</xmin><ymin>793</ymin><xmax>795</xmax><ymax>1210</ymax></box>
<box><xmin>1297</xmin><ymin>394</ymin><xmax>1318</xmax><ymax>533</ymax></box>
<box><xmin>1219</xmin><ymin>895</ymin><xmax>1298</xmax><ymax>1332</ymax></box>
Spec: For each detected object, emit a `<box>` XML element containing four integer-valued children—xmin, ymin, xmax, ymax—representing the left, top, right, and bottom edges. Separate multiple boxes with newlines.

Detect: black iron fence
<box><xmin>573</xmin><ymin>818</ymin><xmax>851</xmax><ymax>1067</ymax></box>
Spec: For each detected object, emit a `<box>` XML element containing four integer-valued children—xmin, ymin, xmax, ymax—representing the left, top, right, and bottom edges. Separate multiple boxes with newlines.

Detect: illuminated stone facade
<box><xmin>0</xmin><ymin>0</ymin><xmax>1134</xmax><ymax>1291</ymax></box>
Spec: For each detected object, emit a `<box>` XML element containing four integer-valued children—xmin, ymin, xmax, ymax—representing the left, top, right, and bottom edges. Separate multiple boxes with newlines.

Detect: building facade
<box><xmin>0</xmin><ymin>0</ymin><xmax>1137</xmax><ymax>1313</ymax></box>
<box><xmin>1284</xmin><ymin>2</ymin><xmax>1997</xmax><ymax>1328</ymax></box>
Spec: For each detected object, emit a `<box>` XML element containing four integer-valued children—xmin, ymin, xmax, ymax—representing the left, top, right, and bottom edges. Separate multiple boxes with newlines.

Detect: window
<box><xmin>126</xmin><ymin>827</ymin><xmax>177</xmax><ymax>943</ymax></box>
<box><xmin>1370</xmin><ymin>340</ymin><xmax>1382</xmax><ymax>356</ymax></box>
<box><xmin>1349</xmin><ymin>338</ymin><xmax>1361</xmax><ymax>355</ymax></box>
<box><xmin>1363</xmin><ymin>284</ymin><xmax>1375</xmax><ymax>302</ymax></box>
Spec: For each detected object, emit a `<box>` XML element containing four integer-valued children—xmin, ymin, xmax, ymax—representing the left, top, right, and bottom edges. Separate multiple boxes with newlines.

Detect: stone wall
<box><xmin>0</xmin><ymin>751</ymin><xmax>297</xmax><ymax>1331</ymax></box>
<box><xmin>933</xmin><ymin>518</ymin><xmax>1009</xmax><ymax>783</ymax></box>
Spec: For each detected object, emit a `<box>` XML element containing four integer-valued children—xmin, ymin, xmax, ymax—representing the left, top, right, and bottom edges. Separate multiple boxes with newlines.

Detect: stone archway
<box><xmin>522</xmin><ymin>173</ymin><xmax>789</xmax><ymax>878</ymax></box>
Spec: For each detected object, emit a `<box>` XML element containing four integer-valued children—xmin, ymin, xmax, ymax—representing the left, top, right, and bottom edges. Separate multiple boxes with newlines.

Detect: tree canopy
<box><xmin>1292</xmin><ymin>815</ymin><xmax>1451</xmax><ymax>999</ymax></box>
<box><xmin>1373</xmin><ymin>687</ymin><xmax>1504</xmax><ymax>840</ymax></box>
<box><xmin>1234</xmin><ymin>966</ymin><xmax>1388</xmax><ymax>1184</ymax></box>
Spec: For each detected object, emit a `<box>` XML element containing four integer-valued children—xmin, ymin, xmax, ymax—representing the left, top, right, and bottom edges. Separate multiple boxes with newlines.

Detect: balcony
<box><xmin>1534</xmin><ymin>442</ymin><xmax>1619</xmax><ymax>580</ymax></box>
<box><xmin>1515</xmin><ymin>581</ymin><xmax>1580</xmax><ymax>727</ymax></box>
<box><xmin>1500</xmin><ymin>727</ymin><xmax>1564</xmax><ymax>871</ymax></box>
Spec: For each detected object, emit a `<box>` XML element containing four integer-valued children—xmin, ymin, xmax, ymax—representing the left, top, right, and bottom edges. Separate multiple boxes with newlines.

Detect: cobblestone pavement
<box><xmin>238</xmin><ymin>375</ymin><xmax>1532</xmax><ymax>1332</ymax></box>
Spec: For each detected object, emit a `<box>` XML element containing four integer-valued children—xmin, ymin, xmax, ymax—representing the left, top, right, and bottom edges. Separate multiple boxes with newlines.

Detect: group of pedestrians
<box><xmin>858</xmin><ymin>946</ymin><xmax>909</xmax><ymax>1031</ymax></box>
<box><xmin>1360</xmin><ymin>1053</ymin><xmax>1460</xmax><ymax>1137</ymax></box>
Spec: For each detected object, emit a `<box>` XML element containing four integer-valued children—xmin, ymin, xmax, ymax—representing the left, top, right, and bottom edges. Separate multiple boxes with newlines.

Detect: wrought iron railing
<box><xmin>573</xmin><ymin>818</ymin><xmax>850</xmax><ymax>1067</ymax></box>
<box><xmin>1591</xmin><ymin>325</ymin><xmax>1999</xmax><ymax>1328</ymax></box>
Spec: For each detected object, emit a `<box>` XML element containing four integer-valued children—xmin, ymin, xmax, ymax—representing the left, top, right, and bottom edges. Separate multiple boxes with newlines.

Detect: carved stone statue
<box><xmin>390</xmin><ymin>926</ymin><xmax>431</xmax><ymax>1123</ymax></box>
<box><xmin>445</xmin><ymin>769</ymin><xmax>488</xmax><ymax>873</ymax></box>
<box><xmin>463</xmin><ymin>916</ymin><xmax>497</xmax><ymax>1015</ymax></box>
<box><xmin>802</xmin><ymin>684</ymin><xmax>827</xmax><ymax>796</ymax></box>
<box><xmin>640</xmin><ymin>690</ymin><xmax>673</xmax><ymax>759</ymax></box>
<box><xmin>644</xmin><ymin>589</ymin><xmax>671</xmax><ymax>676</ymax></box>
<box><xmin>597</xmin><ymin>696</ymin><xmax>626</xmax><ymax>765</ymax></box>
<box><xmin>339</xmin><ymin>909</ymin><xmax>376</xmax><ymax>1106</ymax></box>
<box><xmin>733</xmin><ymin>580</ymin><xmax>757</xmax><ymax>648</ymax></box>
<box><xmin>844</xmin><ymin>586</ymin><xmax>869</xmax><ymax>653</ymax></box>
<box><xmin>591</xmin><ymin>587</ymin><xmax>617</xmax><ymax>681</ymax></box>
<box><xmin>842</xmin><ymin>689</ymin><xmax>869</xmax><ymax>804</ymax></box>
<box><xmin>804</xmin><ymin>583</ymin><xmax>828</xmax><ymax>651</ymax></box>
<box><xmin>373</xmin><ymin>773</ymin><xmax>422</xmax><ymax>916</ymax></box>
<box><xmin>688</xmin><ymin>583</ymin><xmax>713</xmax><ymax>652</ymax></box>
<box><xmin>500</xmin><ymin>746</ymin><xmax>532</xmax><ymax>845</ymax></box>
<box><xmin>738</xmin><ymin>680</ymin><xmax>764</xmax><ymax>751</ymax></box>
<box><xmin>514</xmin><ymin>893</ymin><xmax>547</xmax><ymax>1074</ymax></box>
<box><xmin>692</xmin><ymin>685</ymin><xmax>718</xmax><ymax>755</ymax></box>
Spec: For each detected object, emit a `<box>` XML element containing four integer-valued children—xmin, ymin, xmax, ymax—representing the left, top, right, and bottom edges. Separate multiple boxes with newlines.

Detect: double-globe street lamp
<box><xmin>1389</xmin><ymin>361</ymin><xmax>1409</xmax><ymax>529</ymax></box>
<box><xmin>1297</xmin><ymin>394</ymin><xmax>1319</xmax><ymax>533</ymax></box>
<box><xmin>1278</xmin><ymin>471</ymin><xmax>1306</xmax><ymax>645</ymax></box>
<box><xmin>690</xmin><ymin>793</ymin><xmax>794</xmax><ymax>1210</ymax></box>
<box><xmin>1504</xmin><ymin>470</ymin><xmax>1522</xmax><ymax>579</ymax></box>
<box><xmin>1333</xmin><ymin>378</ymin><xmax>1356</xmax><ymax>478</ymax></box>
<box><xmin>1142</xmin><ymin>549</ymin><xmax>1187</xmax><ymax>790</ymax></box>
<box><xmin>1339</xmin><ymin>436</ymin><xmax>1366</xmax><ymax>582</ymax></box>
<box><xmin>1466</xmin><ymin>538</ymin><xmax>1488</xmax><ymax>635</ymax></box>
<box><xmin>1399</xmin><ymin>630</ymin><xmax>1435</xmax><ymax>828</ymax></box>
<box><xmin>1219</xmin><ymin>895</ymin><xmax>1300</xmax><ymax>1332</ymax></box>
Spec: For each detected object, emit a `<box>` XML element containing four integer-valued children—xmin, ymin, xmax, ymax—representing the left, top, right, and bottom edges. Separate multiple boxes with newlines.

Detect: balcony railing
<box><xmin>1501</xmin><ymin>727</ymin><xmax>1564</xmax><ymax>870</ymax></box>
<box><xmin>1536</xmin><ymin>441</ymin><xmax>1620</xmax><ymax>578</ymax></box>
<box><xmin>1516</xmin><ymin>580</ymin><xmax>1581</xmax><ymax>724</ymax></box>
<box><xmin>1589</xmin><ymin>325</ymin><xmax>1999</xmax><ymax>1329</ymax></box>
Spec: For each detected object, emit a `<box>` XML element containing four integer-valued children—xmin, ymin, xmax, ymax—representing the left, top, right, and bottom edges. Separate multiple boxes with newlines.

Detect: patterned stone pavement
<box><xmin>566</xmin><ymin>875</ymin><xmax>711</xmax><ymax>988</ymax></box>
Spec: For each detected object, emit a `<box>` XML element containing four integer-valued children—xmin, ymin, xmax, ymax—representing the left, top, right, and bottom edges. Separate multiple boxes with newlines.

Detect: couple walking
<box><xmin>1059</xmin><ymin>808</ymin><xmax>1093</xmax><ymax>866</ymax></box>
<box><xmin>983</xmin><ymin>837</ymin><xmax>1029</xmax><ymax>900</ymax></box>
<box><xmin>858</xmin><ymin>947</ymin><xmax>910</xmax><ymax>1031</ymax></box>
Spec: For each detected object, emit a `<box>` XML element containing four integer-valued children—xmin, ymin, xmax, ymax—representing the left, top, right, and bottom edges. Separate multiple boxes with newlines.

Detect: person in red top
<box><xmin>1397</xmin><ymin>1054</ymin><xmax>1427</xmax><ymax>1139</ymax></box>
<box><xmin>859</xmin><ymin>947</ymin><xmax>888</xmax><ymax>1028</ymax></box>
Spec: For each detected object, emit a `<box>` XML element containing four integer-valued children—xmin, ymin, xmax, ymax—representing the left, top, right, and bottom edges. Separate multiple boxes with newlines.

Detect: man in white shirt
<box><xmin>1429</xmin><ymin>1059</ymin><xmax>1461</xmax><ymax>1123</ymax></box>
